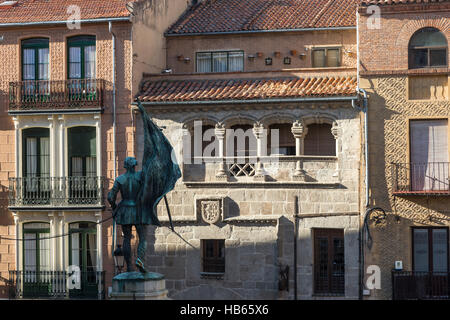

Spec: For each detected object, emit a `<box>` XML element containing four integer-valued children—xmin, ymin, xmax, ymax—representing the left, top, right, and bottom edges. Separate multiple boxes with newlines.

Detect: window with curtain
<box><xmin>68</xmin><ymin>127</ymin><xmax>97</xmax><ymax>200</ymax></box>
<box><xmin>196</xmin><ymin>51</ymin><xmax>244</xmax><ymax>73</ymax></box>
<box><xmin>22</xmin><ymin>128</ymin><xmax>50</xmax><ymax>194</ymax></box>
<box><xmin>409</xmin><ymin>27</ymin><xmax>447</xmax><ymax>69</ymax></box>
<box><xmin>69</xmin><ymin>222</ymin><xmax>97</xmax><ymax>274</ymax></box>
<box><xmin>413</xmin><ymin>228</ymin><xmax>448</xmax><ymax>272</ymax></box>
<box><xmin>22</xmin><ymin>38</ymin><xmax>49</xmax><ymax>96</ymax></box>
<box><xmin>304</xmin><ymin>123</ymin><xmax>336</xmax><ymax>156</ymax></box>
<box><xmin>267</xmin><ymin>123</ymin><xmax>296</xmax><ymax>156</ymax></box>
<box><xmin>312</xmin><ymin>48</ymin><xmax>340</xmax><ymax>68</ymax></box>
<box><xmin>67</xmin><ymin>35</ymin><xmax>96</xmax><ymax>79</ymax></box>
<box><xmin>68</xmin><ymin>126</ymin><xmax>97</xmax><ymax>177</ymax></box>
<box><xmin>23</xmin><ymin>223</ymin><xmax>50</xmax><ymax>276</ymax></box>
<box><xmin>410</xmin><ymin>119</ymin><xmax>449</xmax><ymax>191</ymax></box>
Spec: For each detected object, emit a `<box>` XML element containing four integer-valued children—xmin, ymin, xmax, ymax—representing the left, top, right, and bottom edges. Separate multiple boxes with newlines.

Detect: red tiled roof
<box><xmin>137</xmin><ymin>76</ymin><xmax>357</xmax><ymax>102</ymax></box>
<box><xmin>0</xmin><ymin>0</ymin><xmax>131</xmax><ymax>24</ymax></box>
<box><xmin>361</xmin><ymin>0</ymin><xmax>449</xmax><ymax>5</ymax></box>
<box><xmin>167</xmin><ymin>0</ymin><xmax>359</xmax><ymax>35</ymax></box>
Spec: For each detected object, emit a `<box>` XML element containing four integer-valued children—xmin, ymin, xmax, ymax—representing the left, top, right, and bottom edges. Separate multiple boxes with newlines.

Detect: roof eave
<box><xmin>164</xmin><ymin>26</ymin><xmax>356</xmax><ymax>37</ymax></box>
<box><xmin>133</xmin><ymin>95</ymin><xmax>359</xmax><ymax>106</ymax></box>
<box><xmin>0</xmin><ymin>16</ymin><xmax>131</xmax><ymax>28</ymax></box>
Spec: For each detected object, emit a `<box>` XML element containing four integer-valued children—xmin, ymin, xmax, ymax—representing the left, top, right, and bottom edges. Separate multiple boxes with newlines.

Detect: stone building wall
<box><xmin>134</xmin><ymin>102</ymin><xmax>361</xmax><ymax>299</ymax></box>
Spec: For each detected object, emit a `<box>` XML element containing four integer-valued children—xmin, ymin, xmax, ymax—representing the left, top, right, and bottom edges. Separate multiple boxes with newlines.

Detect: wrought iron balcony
<box><xmin>392</xmin><ymin>162</ymin><xmax>450</xmax><ymax>196</ymax></box>
<box><xmin>8</xmin><ymin>176</ymin><xmax>105</xmax><ymax>209</ymax></box>
<box><xmin>9</xmin><ymin>79</ymin><xmax>105</xmax><ymax>113</ymax></box>
<box><xmin>392</xmin><ymin>271</ymin><xmax>450</xmax><ymax>300</ymax></box>
<box><xmin>8</xmin><ymin>270</ymin><xmax>106</xmax><ymax>300</ymax></box>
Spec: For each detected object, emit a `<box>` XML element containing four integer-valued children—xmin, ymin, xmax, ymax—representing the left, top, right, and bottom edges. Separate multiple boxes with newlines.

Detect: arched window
<box><xmin>409</xmin><ymin>27</ymin><xmax>447</xmax><ymax>69</ymax></box>
<box><xmin>304</xmin><ymin>123</ymin><xmax>336</xmax><ymax>156</ymax></box>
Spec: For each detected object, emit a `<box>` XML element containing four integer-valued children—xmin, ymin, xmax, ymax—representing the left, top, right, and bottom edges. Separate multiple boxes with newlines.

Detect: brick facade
<box><xmin>359</xmin><ymin>4</ymin><xmax>450</xmax><ymax>300</ymax></box>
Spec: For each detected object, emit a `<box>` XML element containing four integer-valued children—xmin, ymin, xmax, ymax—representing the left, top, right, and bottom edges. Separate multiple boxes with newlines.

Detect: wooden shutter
<box><xmin>314</xmin><ymin>228</ymin><xmax>345</xmax><ymax>295</ymax></box>
<box><xmin>304</xmin><ymin>123</ymin><xmax>336</xmax><ymax>156</ymax></box>
<box><xmin>268</xmin><ymin>124</ymin><xmax>295</xmax><ymax>155</ymax></box>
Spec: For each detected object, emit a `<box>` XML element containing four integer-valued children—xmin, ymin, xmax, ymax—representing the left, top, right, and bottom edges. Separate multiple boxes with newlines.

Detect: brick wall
<box><xmin>0</xmin><ymin>21</ymin><xmax>134</xmax><ymax>297</ymax></box>
<box><xmin>359</xmin><ymin>8</ymin><xmax>450</xmax><ymax>300</ymax></box>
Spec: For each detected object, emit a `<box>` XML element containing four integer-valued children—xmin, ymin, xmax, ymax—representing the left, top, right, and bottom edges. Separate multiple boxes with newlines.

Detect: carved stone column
<box><xmin>291</xmin><ymin>120</ymin><xmax>307</xmax><ymax>181</ymax></box>
<box><xmin>253</xmin><ymin>122</ymin><xmax>267</xmax><ymax>181</ymax></box>
<box><xmin>331</xmin><ymin>121</ymin><xmax>339</xmax><ymax>178</ymax></box>
<box><xmin>214</xmin><ymin>123</ymin><xmax>227</xmax><ymax>181</ymax></box>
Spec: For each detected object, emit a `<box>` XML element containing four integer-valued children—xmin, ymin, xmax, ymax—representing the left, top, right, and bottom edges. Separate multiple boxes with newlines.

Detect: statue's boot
<box><xmin>135</xmin><ymin>257</ymin><xmax>148</xmax><ymax>273</ymax></box>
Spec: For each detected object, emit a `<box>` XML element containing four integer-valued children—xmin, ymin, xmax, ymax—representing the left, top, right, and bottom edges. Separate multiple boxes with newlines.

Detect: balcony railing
<box><xmin>8</xmin><ymin>270</ymin><xmax>105</xmax><ymax>300</ymax></box>
<box><xmin>392</xmin><ymin>271</ymin><xmax>450</xmax><ymax>300</ymax></box>
<box><xmin>9</xmin><ymin>79</ymin><xmax>105</xmax><ymax>112</ymax></box>
<box><xmin>392</xmin><ymin>162</ymin><xmax>450</xmax><ymax>195</ymax></box>
<box><xmin>8</xmin><ymin>176</ymin><xmax>105</xmax><ymax>209</ymax></box>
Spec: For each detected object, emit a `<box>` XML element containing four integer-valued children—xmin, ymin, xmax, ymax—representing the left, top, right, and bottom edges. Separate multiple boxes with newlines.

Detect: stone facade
<box><xmin>133</xmin><ymin>99</ymin><xmax>361</xmax><ymax>299</ymax></box>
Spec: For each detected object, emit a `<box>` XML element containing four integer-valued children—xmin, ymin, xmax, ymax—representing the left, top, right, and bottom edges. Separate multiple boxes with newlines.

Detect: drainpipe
<box><xmin>294</xmin><ymin>196</ymin><xmax>299</xmax><ymax>300</ymax></box>
<box><xmin>109</xmin><ymin>21</ymin><xmax>117</xmax><ymax>257</ymax></box>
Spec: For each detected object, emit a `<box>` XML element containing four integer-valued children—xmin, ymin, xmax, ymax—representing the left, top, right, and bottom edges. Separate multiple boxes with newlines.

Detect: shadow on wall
<box><xmin>120</xmin><ymin>216</ymin><xmax>295</xmax><ymax>300</ymax></box>
<box><xmin>364</xmin><ymin>199</ymin><xmax>450</xmax><ymax>300</ymax></box>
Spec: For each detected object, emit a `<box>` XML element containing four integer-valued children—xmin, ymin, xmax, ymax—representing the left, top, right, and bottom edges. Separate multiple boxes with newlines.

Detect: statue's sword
<box><xmin>163</xmin><ymin>195</ymin><xmax>174</xmax><ymax>232</ymax></box>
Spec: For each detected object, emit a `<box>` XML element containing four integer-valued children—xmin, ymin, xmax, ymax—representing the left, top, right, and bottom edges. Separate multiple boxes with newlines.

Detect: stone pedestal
<box><xmin>110</xmin><ymin>271</ymin><xmax>169</xmax><ymax>300</ymax></box>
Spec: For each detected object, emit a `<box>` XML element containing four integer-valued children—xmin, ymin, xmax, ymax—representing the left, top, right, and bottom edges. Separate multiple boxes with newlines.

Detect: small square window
<box><xmin>312</xmin><ymin>48</ymin><xmax>341</xmax><ymax>68</ymax></box>
<box><xmin>202</xmin><ymin>239</ymin><xmax>225</xmax><ymax>273</ymax></box>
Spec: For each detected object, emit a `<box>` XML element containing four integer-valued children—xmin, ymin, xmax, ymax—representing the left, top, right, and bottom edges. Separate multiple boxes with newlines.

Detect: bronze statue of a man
<box><xmin>108</xmin><ymin>101</ymin><xmax>181</xmax><ymax>275</ymax></box>
<box><xmin>108</xmin><ymin>157</ymin><xmax>148</xmax><ymax>273</ymax></box>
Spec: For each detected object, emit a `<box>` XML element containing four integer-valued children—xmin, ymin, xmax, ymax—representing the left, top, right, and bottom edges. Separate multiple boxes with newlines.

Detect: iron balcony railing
<box><xmin>8</xmin><ymin>270</ymin><xmax>105</xmax><ymax>300</ymax></box>
<box><xmin>392</xmin><ymin>162</ymin><xmax>450</xmax><ymax>195</ymax></box>
<box><xmin>8</xmin><ymin>176</ymin><xmax>105</xmax><ymax>208</ymax></box>
<box><xmin>392</xmin><ymin>271</ymin><xmax>450</xmax><ymax>300</ymax></box>
<box><xmin>9</xmin><ymin>79</ymin><xmax>105</xmax><ymax>111</ymax></box>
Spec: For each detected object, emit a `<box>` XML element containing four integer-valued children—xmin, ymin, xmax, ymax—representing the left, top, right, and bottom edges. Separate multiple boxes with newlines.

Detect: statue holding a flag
<box><xmin>108</xmin><ymin>100</ymin><xmax>181</xmax><ymax>274</ymax></box>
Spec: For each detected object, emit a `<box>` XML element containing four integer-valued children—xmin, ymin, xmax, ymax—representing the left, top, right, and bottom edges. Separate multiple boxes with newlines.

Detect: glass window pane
<box><xmin>84</xmin><ymin>46</ymin><xmax>96</xmax><ymax>79</ymax></box>
<box><xmin>410</xmin><ymin>28</ymin><xmax>447</xmax><ymax>47</ymax></box>
<box><xmin>327</xmin><ymin>49</ymin><xmax>340</xmax><ymax>67</ymax></box>
<box><xmin>39</xmin><ymin>236</ymin><xmax>50</xmax><ymax>271</ymax></box>
<box><xmin>40</xmin><ymin>137</ymin><xmax>50</xmax><ymax>177</ymax></box>
<box><xmin>430</xmin><ymin>49</ymin><xmax>447</xmax><ymax>67</ymax></box>
<box><xmin>413</xmin><ymin>229</ymin><xmax>429</xmax><ymax>272</ymax></box>
<box><xmin>432</xmin><ymin>229</ymin><xmax>448</xmax><ymax>272</ymax></box>
<box><xmin>24</xmin><ymin>233</ymin><xmax>36</xmax><ymax>271</ymax></box>
<box><xmin>196</xmin><ymin>53</ymin><xmax>211</xmax><ymax>73</ymax></box>
<box><xmin>313</xmin><ymin>49</ymin><xmax>325</xmax><ymax>68</ymax></box>
<box><xmin>212</xmin><ymin>52</ymin><xmax>227</xmax><ymax>72</ymax></box>
<box><xmin>410</xmin><ymin>49</ymin><xmax>428</xmax><ymax>68</ymax></box>
<box><xmin>228</xmin><ymin>51</ymin><xmax>244</xmax><ymax>72</ymax></box>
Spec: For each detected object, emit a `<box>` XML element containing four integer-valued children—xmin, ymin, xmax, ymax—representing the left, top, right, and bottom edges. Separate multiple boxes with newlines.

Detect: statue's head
<box><xmin>124</xmin><ymin>157</ymin><xmax>137</xmax><ymax>170</ymax></box>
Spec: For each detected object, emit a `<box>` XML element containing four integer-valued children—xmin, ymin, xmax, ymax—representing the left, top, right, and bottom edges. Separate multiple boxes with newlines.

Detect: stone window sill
<box><xmin>200</xmin><ymin>272</ymin><xmax>224</xmax><ymax>280</ymax></box>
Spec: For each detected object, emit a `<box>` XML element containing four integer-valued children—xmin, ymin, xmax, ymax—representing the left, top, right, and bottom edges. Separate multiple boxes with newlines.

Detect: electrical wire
<box><xmin>0</xmin><ymin>214</ymin><xmax>115</xmax><ymax>242</ymax></box>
